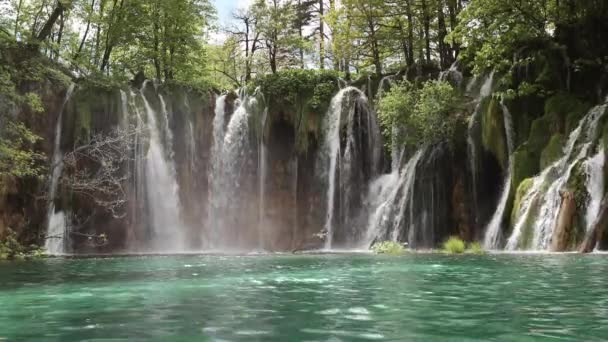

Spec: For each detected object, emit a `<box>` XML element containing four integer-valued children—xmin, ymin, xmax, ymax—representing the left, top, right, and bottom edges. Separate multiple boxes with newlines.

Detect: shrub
<box><xmin>442</xmin><ymin>236</ymin><xmax>466</xmax><ymax>254</ymax></box>
<box><xmin>0</xmin><ymin>229</ymin><xmax>46</xmax><ymax>260</ymax></box>
<box><xmin>467</xmin><ymin>241</ymin><xmax>485</xmax><ymax>254</ymax></box>
<box><xmin>371</xmin><ymin>241</ymin><xmax>407</xmax><ymax>255</ymax></box>
<box><xmin>378</xmin><ymin>80</ymin><xmax>463</xmax><ymax>150</ymax></box>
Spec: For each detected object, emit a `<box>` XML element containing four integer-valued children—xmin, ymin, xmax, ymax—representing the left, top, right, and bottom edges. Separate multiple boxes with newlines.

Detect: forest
<box><xmin>2</xmin><ymin>0</ymin><xmax>608</xmax><ymax>340</ymax></box>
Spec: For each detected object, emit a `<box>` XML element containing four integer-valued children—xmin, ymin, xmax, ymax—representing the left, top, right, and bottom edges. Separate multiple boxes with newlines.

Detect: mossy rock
<box><xmin>511</xmin><ymin>177</ymin><xmax>535</xmax><ymax>225</ymax></box>
<box><xmin>528</xmin><ymin>114</ymin><xmax>557</xmax><ymax>154</ymax></box>
<box><xmin>481</xmin><ymin>97</ymin><xmax>508</xmax><ymax>171</ymax></box>
<box><xmin>540</xmin><ymin>134</ymin><xmax>564</xmax><ymax>170</ymax></box>
<box><xmin>601</xmin><ymin>119</ymin><xmax>608</xmax><ymax>152</ymax></box>
<box><xmin>566</xmin><ymin>161</ymin><xmax>589</xmax><ymax>211</ymax></box>
<box><xmin>544</xmin><ymin>92</ymin><xmax>590</xmax><ymax>133</ymax></box>
<box><xmin>508</xmin><ymin>177</ymin><xmax>541</xmax><ymax>249</ymax></box>
<box><xmin>511</xmin><ymin>143</ymin><xmax>539</xmax><ymax>194</ymax></box>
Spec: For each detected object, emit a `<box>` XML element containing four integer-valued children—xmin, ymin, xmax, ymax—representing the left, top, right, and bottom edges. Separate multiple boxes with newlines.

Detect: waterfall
<box><xmin>317</xmin><ymin>83</ymin><xmax>383</xmax><ymax>248</ymax></box>
<box><xmin>206</xmin><ymin>94</ymin><xmax>227</xmax><ymax>247</ymax></box>
<box><xmin>45</xmin><ymin>84</ymin><xmax>75</xmax><ymax>255</ymax></box>
<box><xmin>321</xmin><ymin>87</ymin><xmax>361</xmax><ymax>249</ymax></box>
<box><xmin>258</xmin><ymin>108</ymin><xmax>268</xmax><ymax>250</ymax></box>
<box><xmin>467</xmin><ymin>73</ymin><xmax>494</xmax><ymax>229</ymax></box>
<box><xmin>507</xmin><ymin>103</ymin><xmax>608</xmax><ymax>250</ymax></box>
<box><xmin>584</xmin><ymin>147</ymin><xmax>605</xmax><ymax>231</ymax></box>
<box><xmin>483</xmin><ymin>97</ymin><xmax>515</xmax><ymax>249</ymax></box>
<box><xmin>362</xmin><ymin>149</ymin><xmax>425</xmax><ymax>247</ymax></box>
<box><xmin>207</xmin><ymin>90</ymin><xmax>256</xmax><ymax>249</ymax></box>
<box><xmin>140</xmin><ymin>83</ymin><xmax>185</xmax><ymax>251</ymax></box>
<box><xmin>439</xmin><ymin>61</ymin><xmax>463</xmax><ymax>86</ymax></box>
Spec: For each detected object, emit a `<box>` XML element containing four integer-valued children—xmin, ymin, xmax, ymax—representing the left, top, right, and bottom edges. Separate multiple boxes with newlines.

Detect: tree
<box><xmin>61</xmin><ymin>126</ymin><xmax>139</xmax><ymax>219</ymax></box>
<box><xmin>378</xmin><ymin>80</ymin><xmax>462</xmax><ymax>148</ymax></box>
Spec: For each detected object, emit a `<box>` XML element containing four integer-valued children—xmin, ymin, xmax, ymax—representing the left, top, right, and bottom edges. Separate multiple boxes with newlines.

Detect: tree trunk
<box><xmin>319</xmin><ymin>0</ymin><xmax>325</xmax><ymax>69</ymax></box>
<box><xmin>579</xmin><ymin>194</ymin><xmax>608</xmax><ymax>253</ymax></box>
<box><xmin>421</xmin><ymin>0</ymin><xmax>431</xmax><ymax>63</ymax></box>
<box><xmin>437</xmin><ymin>0</ymin><xmax>449</xmax><ymax>68</ymax></box>
<box><xmin>14</xmin><ymin>0</ymin><xmax>24</xmax><ymax>38</ymax></box>
<box><xmin>55</xmin><ymin>12</ymin><xmax>65</xmax><ymax>60</ymax></box>
<box><xmin>551</xmin><ymin>191</ymin><xmax>576</xmax><ymax>252</ymax></box>
<box><xmin>448</xmin><ymin>0</ymin><xmax>460</xmax><ymax>58</ymax></box>
<box><xmin>367</xmin><ymin>14</ymin><xmax>382</xmax><ymax>75</ymax></box>
<box><xmin>100</xmin><ymin>0</ymin><xmax>124</xmax><ymax>72</ymax></box>
<box><xmin>36</xmin><ymin>1</ymin><xmax>65</xmax><ymax>41</ymax></box>
<box><xmin>405</xmin><ymin>0</ymin><xmax>415</xmax><ymax>66</ymax></box>
<box><xmin>74</xmin><ymin>0</ymin><xmax>95</xmax><ymax>61</ymax></box>
<box><xmin>152</xmin><ymin>0</ymin><xmax>162</xmax><ymax>80</ymax></box>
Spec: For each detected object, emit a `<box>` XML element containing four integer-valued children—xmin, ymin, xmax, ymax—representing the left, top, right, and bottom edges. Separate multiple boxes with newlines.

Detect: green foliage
<box><xmin>481</xmin><ymin>98</ymin><xmax>508</xmax><ymax>170</ymax></box>
<box><xmin>540</xmin><ymin>134</ymin><xmax>564</xmax><ymax>170</ymax></box>
<box><xmin>0</xmin><ymin>229</ymin><xmax>46</xmax><ymax>260</ymax></box>
<box><xmin>371</xmin><ymin>241</ymin><xmax>407</xmax><ymax>255</ymax></box>
<box><xmin>0</xmin><ymin>121</ymin><xmax>46</xmax><ymax>178</ymax></box>
<box><xmin>251</xmin><ymin>69</ymin><xmax>339</xmax><ymax>110</ymax></box>
<box><xmin>378</xmin><ymin>80</ymin><xmax>462</xmax><ymax>149</ymax></box>
<box><xmin>442</xmin><ymin>236</ymin><xmax>466</xmax><ymax>254</ymax></box>
<box><xmin>467</xmin><ymin>242</ymin><xmax>485</xmax><ymax>255</ymax></box>
<box><xmin>250</xmin><ymin>69</ymin><xmax>339</xmax><ymax>149</ymax></box>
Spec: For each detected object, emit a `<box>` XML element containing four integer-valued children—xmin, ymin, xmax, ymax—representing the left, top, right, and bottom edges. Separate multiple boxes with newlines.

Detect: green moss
<box><xmin>566</xmin><ymin>161</ymin><xmax>588</xmax><ymax>211</ymax></box>
<box><xmin>481</xmin><ymin>97</ymin><xmax>508</xmax><ymax>170</ymax></box>
<box><xmin>601</xmin><ymin>119</ymin><xmax>608</xmax><ymax>152</ymax></box>
<box><xmin>511</xmin><ymin>177</ymin><xmax>535</xmax><ymax>225</ymax></box>
<box><xmin>250</xmin><ymin>70</ymin><xmax>340</xmax><ymax>152</ymax></box>
<box><xmin>544</xmin><ymin>92</ymin><xmax>590</xmax><ymax>133</ymax></box>
<box><xmin>74</xmin><ymin>95</ymin><xmax>93</xmax><ymax>144</ymax></box>
<box><xmin>528</xmin><ymin>114</ymin><xmax>555</xmax><ymax>154</ymax></box>
<box><xmin>511</xmin><ymin>144</ymin><xmax>539</xmax><ymax>194</ymax></box>
<box><xmin>540</xmin><ymin>134</ymin><xmax>564</xmax><ymax>170</ymax></box>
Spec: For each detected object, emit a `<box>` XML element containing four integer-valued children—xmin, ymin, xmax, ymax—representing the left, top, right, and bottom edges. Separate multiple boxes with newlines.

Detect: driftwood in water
<box><xmin>551</xmin><ymin>191</ymin><xmax>576</xmax><ymax>252</ymax></box>
<box><xmin>579</xmin><ymin>194</ymin><xmax>608</xmax><ymax>253</ymax></box>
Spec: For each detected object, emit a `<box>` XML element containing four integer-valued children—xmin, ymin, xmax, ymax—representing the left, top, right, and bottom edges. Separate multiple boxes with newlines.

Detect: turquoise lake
<box><xmin>1</xmin><ymin>253</ymin><xmax>607</xmax><ymax>341</ymax></box>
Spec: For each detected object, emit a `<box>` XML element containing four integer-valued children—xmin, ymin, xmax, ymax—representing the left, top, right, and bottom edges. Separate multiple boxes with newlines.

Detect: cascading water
<box><xmin>483</xmin><ymin>97</ymin><xmax>515</xmax><ymax>249</ymax></box>
<box><xmin>322</xmin><ymin>88</ymin><xmax>351</xmax><ymax>249</ymax></box>
<box><xmin>258</xmin><ymin>108</ymin><xmax>268</xmax><ymax>250</ymax></box>
<box><xmin>322</xmin><ymin>87</ymin><xmax>357</xmax><ymax>249</ymax></box>
<box><xmin>207</xmin><ymin>90</ymin><xmax>259</xmax><ymax>249</ymax></box>
<box><xmin>205</xmin><ymin>94</ymin><xmax>227</xmax><ymax>247</ymax></box>
<box><xmin>439</xmin><ymin>61</ymin><xmax>463</xmax><ymax>86</ymax></box>
<box><xmin>467</xmin><ymin>73</ymin><xmax>494</xmax><ymax>229</ymax></box>
<box><xmin>507</xmin><ymin>102</ymin><xmax>608</xmax><ymax>250</ymax></box>
<box><xmin>584</xmin><ymin>147</ymin><xmax>605</xmax><ymax>231</ymax></box>
<box><xmin>45</xmin><ymin>84</ymin><xmax>75</xmax><ymax>255</ymax></box>
<box><xmin>140</xmin><ymin>83</ymin><xmax>185</xmax><ymax>251</ymax></box>
<box><xmin>362</xmin><ymin>149</ymin><xmax>425</xmax><ymax>247</ymax></box>
<box><xmin>320</xmin><ymin>85</ymin><xmax>382</xmax><ymax>249</ymax></box>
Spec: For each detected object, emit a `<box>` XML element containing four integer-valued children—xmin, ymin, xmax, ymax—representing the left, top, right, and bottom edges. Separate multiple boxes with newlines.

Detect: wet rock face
<box><xmin>0</xmin><ymin>79</ymin><xmax>66</xmax><ymax>246</ymax></box>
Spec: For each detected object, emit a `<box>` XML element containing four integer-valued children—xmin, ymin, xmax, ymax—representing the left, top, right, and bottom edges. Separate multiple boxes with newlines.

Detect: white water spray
<box><xmin>45</xmin><ymin>84</ymin><xmax>75</xmax><ymax>255</ymax></box>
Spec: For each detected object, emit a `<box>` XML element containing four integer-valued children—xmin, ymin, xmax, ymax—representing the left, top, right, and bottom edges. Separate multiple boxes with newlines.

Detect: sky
<box><xmin>211</xmin><ymin>0</ymin><xmax>253</xmax><ymax>43</ymax></box>
<box><xmin>214</xmin><ymin>0</ymin><xmax>253</xmax><ymax>24</ymax></box>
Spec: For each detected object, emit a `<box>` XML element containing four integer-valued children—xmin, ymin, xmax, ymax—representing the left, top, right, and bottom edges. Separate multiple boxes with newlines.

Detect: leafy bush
<box><xmin>467</xmin><ymin>242</ymin><xmax>485</xmax><ymax>255</ymax></box>
<box><xmin>249</xmin><ymin>69</ymin><xmax>340</xmax><ymax>111</ymax></box>
<box><xmin>371</xmin><ymin>241</ymin><xmax>407</xmax><ymax>255</ymax></box>
<box><xmin>0</xmin><ymin>229</ymin><xmax>46</xmax><ymax>260</ymax></box>
<box><xmin>442</xmin><ymin>236</ymin><xmax>466</xmax><ymax>254</ymax></box>
<box><xmin>378</xmin><ymin>80</ymin><xmax>463</xmax><ymax>150</ymax></box>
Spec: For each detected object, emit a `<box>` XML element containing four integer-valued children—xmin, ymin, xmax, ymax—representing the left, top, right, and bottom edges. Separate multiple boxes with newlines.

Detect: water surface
<box><xmin>1</xmin><ymin>254</ymin><xmax>607</xmax><ymax>341</ymax></box>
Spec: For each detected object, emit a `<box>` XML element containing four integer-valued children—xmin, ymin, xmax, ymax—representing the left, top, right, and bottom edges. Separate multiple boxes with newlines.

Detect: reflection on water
<box><xmin>0</xmin><ymin>254</ymin><xmax>607</xmax><ymax>341</ymax></box>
